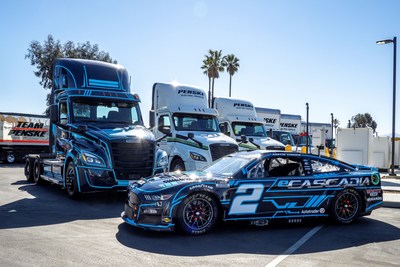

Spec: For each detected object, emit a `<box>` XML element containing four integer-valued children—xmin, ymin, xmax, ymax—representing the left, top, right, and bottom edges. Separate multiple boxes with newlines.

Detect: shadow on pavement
<box><xmin>115</xmin><ymin>216</ymin><xmax>400</xmax><ymax>256</ymax></box>
<box><xmin>0</xmin><ymin>179</ymin><xmax>125</xmax><ymax>229</ymax></box>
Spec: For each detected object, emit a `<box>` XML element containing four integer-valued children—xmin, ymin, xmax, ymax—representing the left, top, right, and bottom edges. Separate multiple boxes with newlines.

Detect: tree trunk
<box><xmin>211</xmin><ymin>78</ymin><xmax>215</xmax><ymax>108</ymax></box>
<box><xmin>229</xmin><ymin>75</ymin><xmax>232</xmax><ymax>97</ymax></box>
<box><xmin>208</xmin><ymin>77</ymin><xmax>211</xmax><ymax>108</ymax></box>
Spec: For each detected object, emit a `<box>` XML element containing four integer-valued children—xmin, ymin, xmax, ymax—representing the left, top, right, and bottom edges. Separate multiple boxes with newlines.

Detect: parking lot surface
<box><xmin>1</xmin><ymin>165</ymin><xmax>399</xmax><ymax>267</ymax></box>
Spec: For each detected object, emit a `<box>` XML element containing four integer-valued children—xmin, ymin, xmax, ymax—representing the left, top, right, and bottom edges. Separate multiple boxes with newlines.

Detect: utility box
<box><xmin>336</xmin><ymin>127</ymin><xmax>373</xmax><ymax>166</ymax></box>
<box><xmin>372</xmin><ymin>136</ymin><xmax>391</xmax><ymax>170</ymax></box>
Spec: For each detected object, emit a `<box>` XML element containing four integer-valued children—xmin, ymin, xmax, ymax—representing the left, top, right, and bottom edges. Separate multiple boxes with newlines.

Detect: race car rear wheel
<box><xmin>65</xmin><ymin>162</ymin><xmax>80</xmax><ymax>199</ymax></box>
<box><xmin>331</xmin><ymin>188</ymin><xmax>361</xmax><ymax>224</ymax></box>
<box><xmin>177</xmin><ymin>193</ymin><xmax>218</xmax><ymax>235</ymax></box>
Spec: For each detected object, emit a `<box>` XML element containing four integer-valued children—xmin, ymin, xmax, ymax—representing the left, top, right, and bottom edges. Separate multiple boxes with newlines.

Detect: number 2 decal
<box><xmin>228</xmin><ymin>183</ymin><xmax>264</xmax><ymax>215</ymax></box>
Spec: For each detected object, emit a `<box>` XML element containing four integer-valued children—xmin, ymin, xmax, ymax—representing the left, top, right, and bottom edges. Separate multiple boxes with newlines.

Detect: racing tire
<box><xmin>65</xmin><ymin>162</ymin><xmax>80</xmax><ymax>200</ymax></box>
<box><xmin>24</xmin><ymin>158</ymin><xmax>35</xmax><ymax>182</ymax></box>
<box><xmin>176</xmin><ymin>193</ymin><xmax>218</xmax><ymax>235</ymax></box>
<box><xmin>33</xmin><ymin>159</ymin><xmax>44</xmax><ymax>185</ymax></box>
<box><xmin>6</xmin><ymin>152</ymin><xmax>16</xmax><ymax>164</ymax></box>
<box><xmin>170</xmin><ymin>158</ymin><xmax>186</xmax><ymax>172</ymax></box>
<box><xmin>330</xmin><ymin>188</ymin><xmax>361</xmax><ymax>224</ymax></box>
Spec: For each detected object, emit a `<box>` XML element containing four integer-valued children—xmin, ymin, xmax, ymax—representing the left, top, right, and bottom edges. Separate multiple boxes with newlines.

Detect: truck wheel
<box><xmin>6</xmin><ymin>152</ymin><xmax>16</xmax><ymax>164</ymax></box>
<box><xmin>65</xmin><ymin>162</ymin><xmax>80</xmax><ymax>199</ymax></box>
<box><xmin>24</xmin><ymin>158</ymin><xmax>34</xmax><ymax>182</ymax></box>
<box><xmin>33</xmin><ymin>159</ymin><xmax>44</xmax><ymax>185</ymax></box>
<box><xmin>170</xmin><ymin>158</ymin><xmax>186</xmax><ymax>172</ymax></box>
<box><xmin>330</xmin><ymin>189</ymin><xmax>361</xmax><ymax>224</ymax></box>
<box><xmin>176</xmin><ymin>193</ymin><xmax>218</xmax><ymax>235</ymax></box>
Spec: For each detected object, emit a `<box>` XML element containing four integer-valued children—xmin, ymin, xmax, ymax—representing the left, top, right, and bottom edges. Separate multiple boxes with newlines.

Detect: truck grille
<box><xmin>110</xmin><ymin>140</ymin><xmax>155</xmax><ymax>180</ymax></box>
<box><xmin>209</xmin><ymin>143</ymin><xmax>238</xmax><ymax>161</ymax></box>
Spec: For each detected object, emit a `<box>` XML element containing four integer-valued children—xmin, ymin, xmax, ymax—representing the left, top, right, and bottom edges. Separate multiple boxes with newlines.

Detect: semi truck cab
<box><xmin>214</xmin><ymin>97</ymin><xmax>285</xmax><ymax>151</ymax></box>
<box><xmin>25</xmin><ymin>59</ymin><xmax>168</xmax><ymax>198</ymax></box>
<box><xmin>150</xmin><ymin>82</ymin><xmax>238</xmax><ymax>171</ymax></box>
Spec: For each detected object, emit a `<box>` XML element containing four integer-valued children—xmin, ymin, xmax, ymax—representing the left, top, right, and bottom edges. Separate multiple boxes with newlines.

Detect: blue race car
<box><xmin>121</xmin><ymin>150</ymin><xmax>383</xmax><ymax>235</ymax></box>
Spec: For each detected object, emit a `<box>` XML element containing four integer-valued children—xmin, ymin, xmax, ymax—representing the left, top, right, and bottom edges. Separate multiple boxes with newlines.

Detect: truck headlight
<box><xmin>190</xmin><ymin>151</ymin><xmax>206</xmax><ymax>161</ymax></box>
<box><xmin>156</xmin><ymin>150</ymin><xmax>169</xmax><ymax>168</ymax></box>
<box><xmin>81</xmin><ymin>152</ymin><xmax>106</xmax><ymax>167</ymax></box>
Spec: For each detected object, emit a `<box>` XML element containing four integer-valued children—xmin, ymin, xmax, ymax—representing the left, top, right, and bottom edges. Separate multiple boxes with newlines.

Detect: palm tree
<box><xmin>201</xmin><ymin>49</ymin><xmax>224</xmax><ymax>107</ymax></box>
<box><xmin>222</xmin><ymin>54</ymin><xmax>240</xmax><ymax>97</ymax></box>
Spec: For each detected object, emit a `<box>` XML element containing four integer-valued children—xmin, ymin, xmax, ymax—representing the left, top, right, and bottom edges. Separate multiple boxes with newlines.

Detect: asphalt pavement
<box><xmin>380</xmin><ymin>170</ymin><xmax>400</xmax><ymax>208</ymax></box>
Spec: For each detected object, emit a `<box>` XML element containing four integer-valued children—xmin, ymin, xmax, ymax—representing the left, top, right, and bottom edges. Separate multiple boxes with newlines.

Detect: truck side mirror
<box><xmin>149</xmin><ymin>110</ymin><xmax>155</xmax><ymax>128</ymax></box>
<box><xmin>50</xmin><ymin>104</ymin><xmax>58</xmax><ymax>124</ymax></box>
<box><xmin>241</xmin><ymin>135</ymin><xmax>247</xmax><ymax>142</ymax></box>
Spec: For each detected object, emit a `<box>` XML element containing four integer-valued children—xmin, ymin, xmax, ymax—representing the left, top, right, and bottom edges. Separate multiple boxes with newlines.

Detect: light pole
<box><xmin>306</xmin><ymin>103</ymin><xmax>309</xmax><ymax>153</ymax></box>
<box><xmin>377</xmin><ymin>37</ymin><xmax>397</xmax><ymax>176</ymax></box>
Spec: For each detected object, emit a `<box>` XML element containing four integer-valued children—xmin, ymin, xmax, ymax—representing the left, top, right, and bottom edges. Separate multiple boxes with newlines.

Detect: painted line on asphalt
<box><xmin>265</xmin><ymin>225</ymin><xmax>324</xmax><ymax>267</ymax></box>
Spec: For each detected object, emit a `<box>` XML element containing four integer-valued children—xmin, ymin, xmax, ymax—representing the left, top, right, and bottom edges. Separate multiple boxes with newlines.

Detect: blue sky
<box><xmin>1</xmin><ymin>0</ymin><xmax>399</xmax><ymax>135</ymax></box>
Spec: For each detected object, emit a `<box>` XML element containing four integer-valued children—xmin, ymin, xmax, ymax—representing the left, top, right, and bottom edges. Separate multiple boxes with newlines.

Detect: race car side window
<box><xmin>310</xmin><ymin>159</ymin><xmax>340</xmax><ymax>173</ymax></box>
<box><xmin>266</xmin><ymin>157</ymin><xmax>305</xmax><ymax>177</ymax></box>
<box><xmin>247</xmin><ymin>157</ymin><xmax>305</xmax><ymax>178</ymax></box>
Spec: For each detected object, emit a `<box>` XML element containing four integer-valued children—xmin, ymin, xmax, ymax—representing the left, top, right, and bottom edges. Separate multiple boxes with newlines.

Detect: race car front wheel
<box><xmin>331</xmin><ymin>189</ymin><xmax>361</xmax><ymax>224</ymax></box>
<box><xmin>177</xmin><ymin>193</ymin><xmax>218</xmax><ymax>235</ymax></box>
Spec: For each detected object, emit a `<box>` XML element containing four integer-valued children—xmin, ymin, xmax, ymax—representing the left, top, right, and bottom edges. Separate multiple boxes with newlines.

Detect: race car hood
<box><xmin>130</xmin><ymin>171</ymin><xmax>228</xmax><ymax>193</ymax></box>
<box><xmin>85</xmin><ymin>125</ymin><xmax>155</xmax><ymax>143</ymax></box>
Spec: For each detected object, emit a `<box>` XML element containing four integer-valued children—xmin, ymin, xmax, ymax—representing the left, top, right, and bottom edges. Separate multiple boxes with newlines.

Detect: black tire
<box><xmin>33</xmin><ymin>159</ymin><xmax>44</xmax><ymax>185</ymax></box>
<box><xmin>330</xmin><ymin>189</ymin><xmax>361</xmax><ymax>224</ymax></box>
<box><xmin>65</xmin><ymin>162</ymin><xmax>80</xmax><ymax>199</ymax></box>
<box><xmin>6</xmin><ymin>152</ymin><xmax>16</xmax><ymax>164</ymax></box>
<box><xmin>170</xmin><ymin>158</ymin><xmax>186</xmax><ymax>172</ymax></box>
<box><xmin>176</xmin><ymin>193</ymin><xmax>218</xmax><ymax>235</ymax></box>
<box><xmin>24</xmin><ymin>158</ymin><xmax>35</xmax><ymax>182</ymax></box>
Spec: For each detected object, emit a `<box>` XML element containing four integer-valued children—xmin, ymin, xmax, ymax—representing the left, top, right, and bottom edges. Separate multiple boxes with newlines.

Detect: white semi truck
<box><xmin>214</xmin><ymin>97</ymin><xmax>285</xmax><ymax>151</ymax></box>
<box><xmin>150</xmin><ymin>83</ymin><xmax>238</xmax><ymax>171</ymax></box>
<box><xmin>0</xmin><ymin>112</ymin><xmax>49</xmax><ymax>163</ymax></box>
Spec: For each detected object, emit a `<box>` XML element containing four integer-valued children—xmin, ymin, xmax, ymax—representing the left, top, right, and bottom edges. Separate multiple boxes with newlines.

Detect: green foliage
<box><xmin>25</xmin><ymin>34</ymin><xmax>116</xmax><ymax>114</ymax></box>
<box><xmin>222</xmin><ymin>54</ymin><xmax>240</xmax><ymax>97</ymax></box>
<box><xmin>201</xmin><ymin>50</ymin><xmax>241</xmax><ymax>105</ymax></box>
<box><xmin>350</xmin><ymin>113</ymin><xmax>377</xmax><ymax>133</ymax></box>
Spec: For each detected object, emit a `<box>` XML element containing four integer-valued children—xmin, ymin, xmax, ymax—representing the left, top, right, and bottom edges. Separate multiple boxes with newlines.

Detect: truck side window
<box><xmin>59</xmin><ymin>102</ymin><xmax>68</xmax><ymax>125</ymax></box>
<box><xmin>219</xmin><ymin>122</ymin><xmax>230</xmax><ymax>135</ymax></box>
<box><xmin>158</xmin><ymin>115</ymin><xmax>171</xmax><ymax>134</ymax></box>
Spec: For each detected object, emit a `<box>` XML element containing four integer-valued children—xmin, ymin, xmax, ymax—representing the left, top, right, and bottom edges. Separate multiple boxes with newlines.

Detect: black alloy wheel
<box><xmin>65</xmin><ymin>162</ymin><xmax>80</xmax><ymax>199</ymax></box>
<box><xmin>177</xmin><ymin>193</ymin><xmax>218</xmax><ymax>235</ymax></box>
<box><xmin>331</xmin><ymin>189</ymin><xmax>361</xmax><ymax>224</ymax></box>
<box><xmin>170</xmin><ymin>158</ymin><xmax>186</xmax><ymax>172</ymax></box>
<box><xmin>24</xmin><ymin>158</ymin><xmax>34</xmax><ymax>182</ymax></box>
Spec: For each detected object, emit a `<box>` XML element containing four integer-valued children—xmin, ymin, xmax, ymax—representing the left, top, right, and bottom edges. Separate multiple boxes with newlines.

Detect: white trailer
<box><xmin>215</xmin><ymin>97</ymin><xmax>285</xmax><ymax>151</ymax></box>
<box><xmin>150</xmin><ymin>82</ymin><xmax>238</xmax><ymax>171</ymax></box>
<box><xmin>0</xmin><ymin>112</ymin><xmax>49</xmax><ymax>163</ymax></box>
<box><xmin>255</xmin><ymin>107</ymin><xmax>280</xmax><ymax>131</ymax></box>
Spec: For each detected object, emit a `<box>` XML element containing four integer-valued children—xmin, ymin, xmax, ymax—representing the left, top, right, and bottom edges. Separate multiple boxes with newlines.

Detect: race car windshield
<box><xmin>72</xmin><ymin>99</ymin><xmax>142</xmax><ymax>126</ymax></box>
<box><xmin>202</xmin><ymin>155</ymin><xmax>254</xmax><ymax>176</ymax></box>
<box><xmin>173</xmin><ymin>113</ymin><xmax>219</xmax><ymax>132</ymax></box>
<box><xmin>232</xmin><ymin>122</ymin><xmax>267</xmax><ymax>137</ymax></box>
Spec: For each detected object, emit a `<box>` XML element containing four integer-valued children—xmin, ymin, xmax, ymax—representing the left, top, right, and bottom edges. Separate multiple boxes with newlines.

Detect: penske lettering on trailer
<box><xmin>8</xmin><ymin>121</ymin><xmax>48</xmax><ymax>137</ymax></box>
<box><xmin>278</xmin><ymin>177</ymin><xmax>370</xmax><ymax>189</ymax></box>
<box><xmin>280</xmin><ymin>123</ymin><xmax>298</xmax><ymax>128</ymax></box>
<box><xmin>264</xmin><ymin>118</ymin><xmax>277</xmax><ymax>124</ymax></box>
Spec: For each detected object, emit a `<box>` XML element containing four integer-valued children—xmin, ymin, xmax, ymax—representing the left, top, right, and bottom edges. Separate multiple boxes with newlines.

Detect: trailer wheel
<box><xmin>65</xmin><ymin>162</ymin><xmax>80</xmax><ymax>199</ymax></box>
<box><xmin>33</xmin><ymin>159</ymin><xmax>44</xmax><ymax>185</ymax></box>
<box><xmin>170</xmin><ymin>158</ymin><xmax>186</xmax><ymax>172</ymax></box>
<box><xmin>24</xmin><ymin>158</ymin><xmax>35</xmax><ymax>182</ymax></box>
<box><xmin>6</xmin><ymin>152</ymin><xmax>16</xmax><ymax>164</ymax></box>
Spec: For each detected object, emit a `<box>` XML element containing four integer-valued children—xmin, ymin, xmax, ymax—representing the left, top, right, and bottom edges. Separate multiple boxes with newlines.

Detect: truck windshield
<box><xmin>232</xmin><ymin>122</ymin><xmax>267</xmax><ymax>137</ymax></box>
<box><xmin>172</xmin><ymin>113</ymin><xmax>219</xmax><ymax>132</ymax></box>
<box><xmin>272</xmin><ymin>131</ymin><xmax>295</xmax><ymax>146</ymax></box>
<box><xmin>72</xmin><ymin>99</ymin><xmax>142</xmax><ymax>125</ymax></box>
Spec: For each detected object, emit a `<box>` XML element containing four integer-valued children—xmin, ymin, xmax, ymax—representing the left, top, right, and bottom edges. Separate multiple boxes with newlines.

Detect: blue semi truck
<box><xmin>24</xmin><ymin>58</ymin><xmax>168</xmax><ymax>198</ymax></box>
